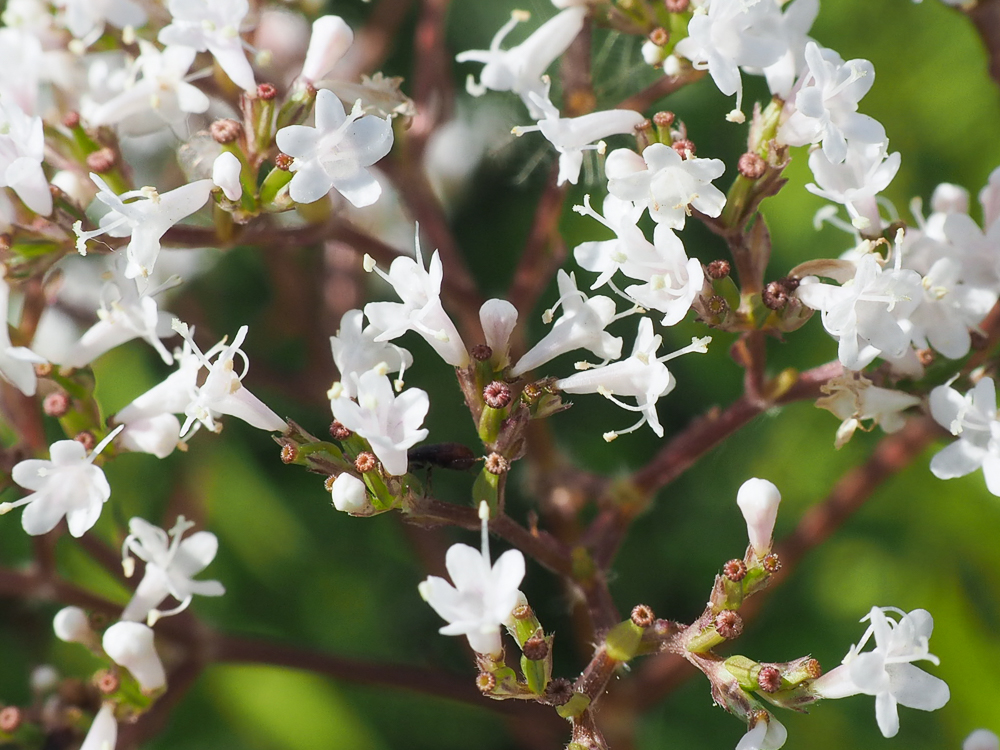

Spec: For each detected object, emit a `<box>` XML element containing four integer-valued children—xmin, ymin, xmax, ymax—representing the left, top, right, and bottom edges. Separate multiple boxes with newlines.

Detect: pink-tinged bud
<box><xmin>331</xmin><ymin>473</ymin><xmax>368</xmax><ymax>513</ymax></box>
<box><xmin>301</xmin><ymin>16</ymin><xmax>354</xmax><ymax>82</ymax></box>
<box><xmin>736</xmin><ymin>478</ymin><xmax>781</xmax><ymax>558</ymax></box>
<box><xmin>0</xmin><ymin>706</ymin><xmax>22</xmax><ymax>732</ymax></box>
<box><xmin>102</xmin><ymin>622</ymin><xmax>166</xmax><ymax>692</ymax></box>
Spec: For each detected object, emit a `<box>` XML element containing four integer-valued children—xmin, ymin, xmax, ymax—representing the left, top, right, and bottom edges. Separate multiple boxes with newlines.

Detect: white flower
<box><xmin>55</xmin><ymin>0</ymin><xmax>147</xmax><ymax>44</ymax></box>
<box><xmin>120</xmin><ymin>516</ymin><xmax>225</xmax><ymax>624</ymax></box>
<box><xmin>736</xmin><ymin>478</ymin><xmax>781</xmax><ymax>558</ymax></box>
<box><xmin>300</xmin><ymin>15</ymin><xmax>353</xmax><ymax>83</ymax></box>
<box><xmin>103</xmin><ymin>622</ymin><xmax>166</xmax><ymax>692</ymax></box>
<box><xmin>158</xmin><ymin>0</ymin><xmax>255</xmax><ymax>91</ymax></box>
<box><xmin>53</xmin><ymin>606</ymin><xmax>95</xmax><ymax>645</ymax></box>
<box><xmin>513</xmin><ymin>90</ymin><xmax>645</xmax><ymax>186</ymax></box>
<box><xmin>455</xmin><ymin>8</ymin><xmax>586</xmax><ymax>117</ymax></box>
<box><xmin>606</xmin><ymin>144</ymin><xmax>726</xmax><ymax>229</ymax></box>
<box><xmin>2</xmin><ymin>427</ymin><xmax>122</xmax><ymax>538</ymax></box>
<box><xmin>621</xmin><ymin>224</ymin><xmax>705</xmax><ymax>326</ymax></box>
<box><xmin>0</xmin><ymin>275</ymin><xmax>45</xmax><ymax>396</ymax></box>
<box><xmin>511</xmin><ymin>270</ymin><xmax>623</xmax><ymax>377</ymax></box>
<box><xmin>778</xmin><ymin>43</ymin><xmax>885</xmax><ymax>164</ymax></box>
<box><xmin>0</xmin><ymin>94</ymin><xmax>51</xmax><ymax>215</ymax></box>
<box><xmin>754</xmin><ymin>0</ymin><xmax>819</xmax><ymax>99</ymax></box>
<box><xmin>480</xmin><ymin>298</ymin><xmax>519</xmax><ymax>370</ymax></box>
<box><xmin>965</xmin><ymin>730</ymin><xmax>1000</xmax><ymax>750</ymax></box>
<box><xmin>363</xmin><ymin>234</ymin><xmax>470</xmax><ymax>367</ymax></box>
<box><xmin>330</xmin><ymin>370</ymin><xmax>429</xmax><ymax>476</ymax></box>
<box><xmin>80</xmin><ymin>704</ymin><xmax>117</xmax><ymax>750</ymax></box>
<box><xmin>328</xmin><ymin>309</ymin><xmax>412</xmax><ymax>399</ymax></box>
<box><xmin>276</xmin><ymin>89</ymin><xmax>393</xmax><ymax>207</ymax></box>
<box><xmin>212</xmin><ymin>152</ymin><xmax>242</xmax><ymax>202</ymax></box>
<box><xmin>573</xmin><ymin>193</ymin><xmax>651</xmax><ymax>290</ymax></box>
<box><xmin>736</xmin><ymin>711</ymin><xmax>787</xmax><ymax>750</ymax></box>
<box><xmin>811</xmin><ymin>607</ymin><xmax>949</xmax><ymax>738</ymax></box>
<box><xmin>928</xmin><ymin>377</ymin><xmax>1000</xmax><ymax>495</ymax></box>
<box><xmin>418</xmin><ymin>502</ymin><xmax>525</xmax><ymax>656</ymax></box>
<box><xmin>555</xmin><ymin>318</ymin><xmax>710</xmax><ymax>439</ymax></box>
<box><xmin>805</xmin><ymin>141</ymin><xmax>900</xmax><ymax>232</ymax></box>
<box><xmin>816</xmin><ymin>372</ymin><xmax>920</xmax><ymax>448</ymax></box>
<box><xmin>331</xmin><ymin>473</ymin><xmax>368</xmax><ymax>513</ymax></box>
<box><xmin>75</xmin><ymin>173</ymin><xmax>213</xmax><ymax>280</ymax></box>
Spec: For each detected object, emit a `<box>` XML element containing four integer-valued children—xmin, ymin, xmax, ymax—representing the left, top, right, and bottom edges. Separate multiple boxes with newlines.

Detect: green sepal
<box><xmin>685</xmin><ymin>625</ymin><xmax>725</xmax><ymax>654</ymax></box>
<box><xmin>363</xmin><ymin>470</ymin><xmax>395</xmax><ymax>512</ymax></box>
<box><xmin>556</xmin><ymin>692</ymin><xmax>591</xmax><ymax>719</ymax></box>
<box><xmin>478</xmin><ymin>404</ymin><xmax>506</xmax><ymax>445</ymax></box>
<box><xmin>712</xmin><ymin>274</ymin><xmax>742</xmax><ymax>311</ymax></box>
<box><xmin>605</xmin><ymin>619</ymin><xmax>643</xmax><ymax>662</ymax></box>
<box><xmin>472</xmin><ymin>467</ymin><xmax>500</xmax><ymax>517</ymax></box>
<box><xmin>259</xmin><ymin>166</ymin><xmax>294</xmax><ymax>210</ymax></box>
<box><xmin>507</xmin><ymin>609</ymin><xmax>542</xmax><ymax>648</ymax></box>
<box><xmin>724</xmin><ymin>655</ymin><xmax>760</xmax><ymax>691</ymax></box>
<box><xmin>520</xmin><ymin>645</ymin><xmax>550</xmax><ymax>695</ymax></box>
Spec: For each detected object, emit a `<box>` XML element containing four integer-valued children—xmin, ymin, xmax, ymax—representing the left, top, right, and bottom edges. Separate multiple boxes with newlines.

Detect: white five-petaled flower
<box><xmin>2</xmin><ymin>427</ymin><xmax>123</xmax><ymax>538</ymax></box>
<box><xmin>455</xmin><ymin>7</ymin><xmax>586</xmax><ymax>117</ymax></box>
<box><xmin>735</xmin><ymin>478</ymin><xmax>781</xmax><ymax>558</ymax></box>
<box><xmin>158</xmin><ymin>0</ymin><xmax>255</xmax><ymax>91</ymax></box>
<box><xmin>928</xmin><ymin>376</ymin><xmax>1000</xmax><ymax>495</ymax></box>
<box><xmin>511</xmin><ymin>270</ymin><xmax>623</xmax><ymax>377</ymax></box>
<box><xmin>0</xmin><ymin>94</ymin><xmax>52</xmax><ymax>215</ymax></box>
<box><xmin>275</xmin><ymin>89</ymin><xmax>393</xmax><ymax>207</ymax></box>
<box><xmin>75</xmin><ymin>173</ymin><xmax>213</xmax><ymax>280</ymax></box>
<box><xmin>328</xmin><ymin>308</ymin><xmax>412</xmax><ymax>399</ymax></box>
<box><xmin>120</xmin><ymin>516</ymin><xmax>225</xmax><ymax>625</ymax></box>
<box><xmin>55</xmin><ymin>0</ymin><xmax>147</xmax><ymax>44</ymax></box>
<box><xmin>606</xmin><ymin>144</ymin><xmax>726</xmax><ymax>229</ymax></box>
<box><xmin>330</xmin><ymin>370</ymin><xmax>429</xmax><ymax>476</ymax></box>
<box><xmin>555</xmin><ymin>317</ymin><xmax>710</xmax><ymax>439</ymax></box>
<box><xmin>805</xmin><ymin>141</ymin><xmax>900</xmax><ymax>233</ymax></box>
<box><xmin>418</xmin><ymin>501</ymin><xmax>526</xmax><ymax>656</ymax></box>
<box><xmin>363</xmin><ymin>234</ymin><xmax>470</xmax><ymax>367</ymax></box>
<box><xmin>816</xmin><ymin>372</ymin><xmax>921</xmax><ymax>448</ymax></box>
<box><xmin>103</xmin><ymin>621</ymin><xmax>167</xmax><ymax>692</ymax></box>
<box><xmin>811</xmin><ymin>606</ymin><xmax>950</xmax><ymax>738</ymax></box>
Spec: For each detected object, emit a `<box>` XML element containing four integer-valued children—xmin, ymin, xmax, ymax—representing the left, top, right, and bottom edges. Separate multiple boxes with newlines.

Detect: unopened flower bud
<box><xmin>653</xmin><ymin>111</ymin><xmax>675</xmax><ymax>128</ymax></box>
<box><xmin>762</xmin><ymin>281</ymin><xmax>789</xmax><ymax>311</ymax></box>
<box><xmin>103</xmin><ymin>621</ymin><xmax>166</xmax><ymax>692</ymax></box>
<box><xmin>0</xmin><ymin>706</ymin><xmax>22</xmax><ymax>732</ymax></box>
<box><xmin>210</xmin><ymin>119</ymin><xmax>243</xmax><ymax>144</ymax></box>
<box><xmin>738</xmin><ymin>152</ymin><xmax>766</xmax><ymax>179</ymax></box>
<box><xmin>736</xmin><ymin>478</ymin><xmax>781</xmax><ymax>558</ymax></box>
<box><xmin>916</xmin><ymin>347</ymin><xmax>935</xmax><ymax>365</ymax></box>
<box><xmin>523</xmin><ymin>633</ymin><xmax>549</xmax><ymax>661</ymax></box>
<box><xmin>757</xmin><ymin>665</ymin><xmax>782</xmax><ymax>693</ymax></box>
<box><xmin>512</xmin><ymin>603</ymin><xmax>533</xmax><ymax>620</ymax></box>
<box><xmin>256</xmin><ymin>83</ymin><xmax>277</xmax><ymax>100</ymax></box>
<box><xmin>707</xmin><ymin>260</ymin><xmax>730</xmax><ymax>279</ymax></box>
<box><xmin>43</xmin><ymin>391</ymin><xmax>71</xmax><ymax>417</ymax></box>
<box><xmin>331</xmin><ymin>473</ymin><xmax>368</xmax><ymax>513</ymax></box>
<box><xmin>630</xmin><ymin>604</ymin><xmax>655</xmax><ymax>628</ymax></box>
<box><xmin>471</xmin><ymin>343</ymin><xmax>493</xmax><ymax>361</ymax></box>
<box><xmin>355</xmin><ymin>452</ymin><xmax>377</xmax><ymax>473</ymax></box>
<box><xmin>95</xmin><ymin>670</ymin><xmax>120</xmax><ymax>694</ymax></box>
<box><xmin>476</xmin><ymin>671</ymin><xmax>496</xmax><ymax>693</ymax></box>
<box><xmin>63</xmin><ymin>111</ymin><xmax>81</xmax><ymax>128</ymax></box>
<box><xmin>665</xmin><ymin>0</ymin><xmax>689</xmax><ymax>11</ymax></box>
<box><xmin>963</xmin><ymin>729</ymin><xmax>999</xmax><ymax>750</ymax></box>
<box><xmin>714</xmin><ymin>609</ymin><xmax>743</xmax><ymax>639</ymax></box>
<box><xmin>280</xmin><ymin>444</ymin><xmax>298</xmax><ymax>464</ymax></box>
<box><xmin>34</xmin><ymin>362</ymin><xmax>53</xmax><ymax>377</ymax></box>
<box><xmin>86</xmin><ymin>148</ymin><xmax>117</xmax><ymax>173</ymax></box>
<box><xmin>672</xmin><ymin>139</ymin><xmax>695</xmax><ymax>159</ymax></box>
<box><xmin>485</xmin><ymin>452</ymin><xmax>509</xmax><ymax>475</ymax></box>
<box><xmin>74</xmin><ymin>431</ymin><xmax>96</xmax><ymax>451</ymax></box>
<box><xmin>483</xmin><ymin>381</ymin><xmax>512</xmax><ymax>409</ymax></box>
<box><xmin>53</xmin><ymin>606</ymin><xmax>93</xmax><ymax>644</ymax></box>
<box><xmin>648</xmin><ymin>28</ymin><xmax>669</xmax><ymax>46</ymax></box>
<box><xmin>707</xmin><ymin>295</ymin><xmax>729</xmax><ymax>316</ymax></box>
<box><xmin>545</xmin><ymin>677</ymin><xmax>574</xmax><ymax>706</ymax></box>
<box><xmin>723</xmin><ymin>559</ymin><xmax>747</xmax><ymax>581</ymax></box>
<box><xmin>330</xmin><ymin>421</ymin><xmax>351</xmax><ymax>440</ymax></box>
<box><xmin>762</xmin><ymin>553</ymin><xmax>781</xmax><ymax>572</ymax></box>
<box><xmin>275</xmin><ymin>153</ymin><xmax>294</xmax><ymax>170</ymax></box>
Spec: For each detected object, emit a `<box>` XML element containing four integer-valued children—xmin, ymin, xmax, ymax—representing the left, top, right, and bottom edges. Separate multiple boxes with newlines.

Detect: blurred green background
<box><xmin>2</xmin><ymin>0</ymin><xmax>1000</xmax><ymax>748</ymax></box>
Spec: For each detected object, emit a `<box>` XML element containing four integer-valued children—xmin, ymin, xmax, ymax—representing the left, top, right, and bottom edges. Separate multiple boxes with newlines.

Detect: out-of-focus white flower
<box><xmin>331</xmin><ymin>473</ymin><xmax>368</xmax><ymax>513</ymax></box>
<box><xmin>816</xmin><ymin>372</ymin><xmax>920</xmax><ymax>448</ymax></box>
<box><xmin>811</xmin><ymin>607</ymin><xmax>949</xmax><ymax>738</ymax></box>
<box><xmin>158</xmin><ymin>0</ymin><xmax>255</xmax><ymax>91</ymax></box>
<box><xmin>0</xmin><ymin>94</ymin><xmax>51</xmax><ymax>215</ymax></box>
<box><xmin>80</xmin><ymin>704</ymin><xmax>117</xmax><ymax>750</ymax></box>
<box><xmin>964</xmin><ymin>730</ymin><xmax>1000</xmax><ymax>750</ymax></box>
<box><xmin>511</xmin><ymin>270</ymin><xmax>623</xmax><ymax>377</ymax></box>
<box><xmin>329</xmin><ymin>309</ymin><xmax>412</xmax><ymax>399</ymax></box>
<box><xmin>55</xmin><ymin>0</ymin><xmax>147</xmax><ymax>45</ymax></box>
<box><xmin>300</xmin><ymin>15</ymin><xmax>353</xmax><ymax>83</ymax></box>
<box><xmin>736</xmin><ymin>478</ymin><xmax>781</xmax><ymax>558</ymax></box>
<box><xmin>330</xmin><ymin>370</ymin><xmax>429</xmax><ymax>476</ymax></box>
<box><xmin>928</xmin><ymin>376</ymin><xmax>1000</xmax><ymax>496</ymax></box>
<box><xmin>419</xmin><ymin>501</ymin><xmax>525</xmax><ymax>656</ymax></box>
<box><xmin>53</xmin><ymin>606</ymin><xmax>95</xmax><ymax>645</ymax></box>
<box><xmin>103</xmin><ymin>621</ymin><xmax>166</xmax><ymax>692</ymax></box>
<box><xmin>120</xmin><ymin>516</ymin><xmax>225</xmax><ymax>624</ymax></box>
<box><xmin>0</xmin><ymin>275</ymin><xmax>46</xmax><ymax>396</ymax></box>
<box><xmin>606</xmin><ymin>144</ymin><xmax>726</xmax><ymax>229</ymax></box>
<box><xmin>2</xmin><ymin>427</ymin><xmax>122</xmax><ymax>537</ymax></box>
<box><xmin>276</xmin><ymin>89</ymin><xmax>393</xmax><ymax>207</ymax></box>
<box><xmin>455</xmin><ymin>7</ymin><xmax>586</xmax><ymax>117</ymax></box>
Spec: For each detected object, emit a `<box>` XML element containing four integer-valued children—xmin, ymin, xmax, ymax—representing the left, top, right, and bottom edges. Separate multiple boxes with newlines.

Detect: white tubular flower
<box><xmin>573</xmin><ymin>193</ymin><xmax>651</xmax><ymax>290</ymax></box>
<box><xmin>795</xmin><ymin>251</ymin><xmax>922</xmax><ymax>371</ymax></box>
<box><xmin>158</xmin><ymin>0</ymin><xmax>255</xmax><ymax>91</ymax></box>
<box><xmin>53</xmin><ymin>606</ymin><xmax>95</xmax><ymax>645</ymax></box>
<box><xmin>331</xmin><ymin>473</ymin><xmax>368</xmax><ymax>513</ymax></box>
<box><xmin>811</xmin><ymin>607</ymin><xmax>949</xmax><ymax>738</ymax></box>
<box><xmin>0</xmin><ymin>95</ymin><xmax>51</xmax><ymax>215</ymax></box>
<box><xmin>275</xmin><ymin>89</ymin><xmax>393</xmax><ymax>207</ymax></box>
<box><xmin>0</xmin><ymin>275</ymin><xmax>45</xmax><ymax>396</ymax></box>
<box><xmin>80</xmin><ymin>704</ymin><xmax>117</xmax><ymax>750</ymax></box>
<box><xmin>174</xmin><ymin>323</ymin><xmax>287</xmax><ymax>437</ymax></box>
<box><xmin>455</xmin><ymin>7</ymin><xmax>586</xmax><ymax>116</ymax></box>
<box><xmin>513</xmin><ymin>89</ymin><xmax>645</xmax><ymax>186</ymax></box>
<box><xmin>102</xmin><ymin>622</ymin><xmax>166</xmax><ymax>692</ymax></box>
<box><xmin>510</xmin><ymin>270</ymin><xmax>622</xmax><ymax>377</ymax></box>
<box><xmin>480</xmin><ymin>298</ymin><xmax>518</xmax><ymax>370</ymax></box>
<box><xmin>555</xmin><ymin>318</ymin><xmax>710</xmax><ymax>439</ymax></box>
<box><xmin>674</xmin><ymin>0</ymin><xmax>786</xmax><ymax>122</ymax></box>
<box><xmin>418</xmin><ymin>501</ymin><xmax>525</xmax><ymax>657</ymax></box>
<box><xmin>606</xmin><ymin>144</ymin><xmax>726</xmax><ymax>229</ymax></box>
<box><xmin>212</xmin><ymin>152</ymin><xmax>242</xmax><ymax>202</ymax></box>
<box><xmin>816</xmin><ymin>373</ymin><xmax>920</xmax><ymax>448</ymax></box>
<box><xmin>622</xmin><ymin>224</ymin><xmax>705</xmax><ymax>327</ymax></box>
<box><xmin>965</xmin><ymin>730</ymin><xmax>1000</xmax><ymax>750</ymax></box>
<box><xmin>778</xmin><ymin>43</ymin><xmax>885</xmax><ymax>164</ymax></box>
<box><xmin>330</xmin><ymin>370</ymin><xmax>429</xmax><ymax>476</ymax></box>
<box><xmin>928</xmin><ymin>377</ymin><xmax>1000</xmax><ymax>495</ymax></box>
<box><xmin>735</xmin><ymin>478</ymin><xmax>781</xmax><ymax>558</ymax></box>
<box><xmin>329</xmin><ymin>309</ymin><xmax>412</xmax><ymax>400</ymax></box>
<box><xmin>120</xmin><ymin>516</ymin><xmax>225</xmax><ymax>624</ymax></box>
<box><xmin>2</xmin><ymin>427</ymin><xmax>122</xmax><ymax>538</ymax></box>
<box><xmin>75</xmin><ymin>173</ymin><xmax>213</xmax><ymax>280</ymax></box>
<box><xmin>363</xmin><ymin>235</ymin><xmax>470</xmax><ymax>367</ymax></box>
<box><xmin>805</xmin><ymin>141</ymin><xmax>900</xmax><ymax>233</ymax></box>
<box><xmin>300</xmin><ymin>15</ymin><xmax>353</xmax><ymax>82</ymax></box>
<box><xmin>736</xmin><ymin>711</ymin><xmax>787</xmax><ymax>750</ymax></box>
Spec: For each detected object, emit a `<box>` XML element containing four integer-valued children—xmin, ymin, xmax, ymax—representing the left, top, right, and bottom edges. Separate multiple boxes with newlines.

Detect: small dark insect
<box><xmin>407</xmin><ymin>442</ymin><xmax>479</xmax><ymax>471</ymax></box>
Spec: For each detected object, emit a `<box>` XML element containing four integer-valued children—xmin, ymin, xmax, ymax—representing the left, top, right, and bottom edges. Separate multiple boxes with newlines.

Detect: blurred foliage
<box><xmin>2</xmin><ymin>0</ymin><xmax>1000</xmax><ymax>749</ymax></box>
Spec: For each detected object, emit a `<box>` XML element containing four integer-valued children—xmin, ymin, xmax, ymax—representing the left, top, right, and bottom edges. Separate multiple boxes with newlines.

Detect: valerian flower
<box><xmin>103</xmin><ymin>621</ymin><xmax>166</xmax><ymax>692</ymax></box>
<box><xmin>805</xmin><ymin>141</ymin><xmax>900</xmax><ymax>232</ymax></box>
<box><xmin>736</xmin><ymin>711</ymin><xmax>787</xmax><ymax>750</ymax></box>
<box><xmin>120</xmin><ymin>516</ymin><xmax>225</xmax><ymax>624</ymax></box>
<box><xmin>0</xmin><ymin>274</ymin><xmax>46</xmax><ymax>396</ymax></box>
<box><xmin>1</xmin><ymin>427</ymin><xmax>123</xmax><ymax>538</ymax></box>
<box><xmin>0</xmin><ymin>94</ymin><xmax>51</xmax><ymax>215</ymax></box>
<box><xmin>328</xmin><ymin>308</ymin><xmax>412</xmax><ymax>399</ymax></box>
<box><xmin>330</xmin><ymin>473</ymin><xmax>369</xmax><ymax>513</ymax></box>
<box><xmin>418</xmin><ymin>501</ymin><xmax>525</xmax><ymax>656</ymax></box>
<box><xmin>80</xmin><ymin>705</ymin><xmax>117</xmax><ymax>750</ymax></box>
<box><xmin>158</xmin><ymin>0</ymin><xmax>255</xmax><ymax>91</ymax></box>
<box><xmin>736</xmin><ymin>478</ymin><xmax>781</xmax><ymax>558</ymax></box>
<box><xmin>811</xmin><ymin>607</ymin><xmax>949</xmax><ymax>737</ymax></box>
<box><xmin>816</xmin><ymin>372</ymin><xmax>921</xmax><ymax>448</ymax></box>
<box><xmin>299</xmin><ymin>15</ymin><xmax>353</xmax><ymax>83</ymax></box>
<box><xmin>275</xmin><ymin>89</ymin><xmax>393</xmax><ymax>207</ymax></box>
<box><xmin>928</xmin><ymin>376</ymin><xmax>1000</xmax><ymax>495</ymax></box>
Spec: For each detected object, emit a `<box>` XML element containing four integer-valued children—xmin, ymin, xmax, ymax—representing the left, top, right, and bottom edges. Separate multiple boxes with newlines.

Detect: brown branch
<box><xmin>615</xmin><ymin>68</ymin><xmax>707</xmax><ymax>113</ymax></box>
<box><xmin>339</xmin><ymin>0</ymin><xmax>418</xmax><ymax>80</ymax></box>
<box><xmin>408</xmin><ymin>0</ymin><xmax>455</xmax><ymax>150</ymax></box>
<box><xmin>966</xmin><ymin>0</ymin><xmax>1000</xmax><ymax>88</ymax></box>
